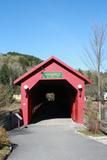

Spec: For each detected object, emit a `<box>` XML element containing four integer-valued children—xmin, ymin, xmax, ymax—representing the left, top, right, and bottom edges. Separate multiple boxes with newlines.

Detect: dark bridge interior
<box><xmin>30</xmin><ymin>80</ymin><xmax>76</xmax><ymax>123</ymax></box>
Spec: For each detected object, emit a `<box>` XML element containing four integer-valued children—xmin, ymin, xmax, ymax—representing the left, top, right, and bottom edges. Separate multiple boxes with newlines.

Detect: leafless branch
<box><xmin>83</xmin><ymin>24</ymin><xmax>107</xmax><ymax>120</ymax></box>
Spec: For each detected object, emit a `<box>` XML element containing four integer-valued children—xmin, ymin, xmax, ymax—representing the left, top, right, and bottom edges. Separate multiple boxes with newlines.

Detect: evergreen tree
<box><xmin>0</xmin><ymin>64</ymin><xmax>10</xmax><ymax>85</ymax></box>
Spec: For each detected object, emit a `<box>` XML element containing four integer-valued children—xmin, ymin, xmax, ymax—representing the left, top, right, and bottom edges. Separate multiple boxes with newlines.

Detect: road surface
<box><xmin>8</xmin><ymin>119</ymin><xmax>107</xmax><ymax>160</ymax></box>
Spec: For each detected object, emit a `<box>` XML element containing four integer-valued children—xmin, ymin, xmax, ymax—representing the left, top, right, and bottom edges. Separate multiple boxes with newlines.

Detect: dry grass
<box><xmin>77</xmin><ymin>128</ymin><xmax>105</xmax><ymax>137</ymax></box>
<box><xmin>0</xmin><ymin>128</ymin><xmax>10</xmax><ymax>145</ymax></box>
<box><xmin>0</xmin><ymin>146</ymin><xmax>11</xmax><ymax>160</ymax></box>
<box><xmin>0</xmin><ymin>127</ymin><xmax>11</xmax><ymax>160</ymax></box>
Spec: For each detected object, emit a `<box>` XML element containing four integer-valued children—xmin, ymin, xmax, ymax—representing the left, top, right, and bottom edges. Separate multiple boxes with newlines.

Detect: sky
<box><xmin>0</xmin><ymin>0</ymin><xmax>107</xmax><ymax>70</ymax></box>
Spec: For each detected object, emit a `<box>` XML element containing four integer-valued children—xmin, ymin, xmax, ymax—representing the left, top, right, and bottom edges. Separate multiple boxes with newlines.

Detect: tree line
<box><xmin>78</xmin><ymin>69</ymin><xmax>107</xmax><ymax>101</ymax></box>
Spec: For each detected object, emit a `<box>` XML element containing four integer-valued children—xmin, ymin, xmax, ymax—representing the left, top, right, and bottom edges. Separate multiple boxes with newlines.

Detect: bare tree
<box><xmin>84</xmin><ymin>24</ymin><xmax>106</xmax><ymax>121</ymax></box>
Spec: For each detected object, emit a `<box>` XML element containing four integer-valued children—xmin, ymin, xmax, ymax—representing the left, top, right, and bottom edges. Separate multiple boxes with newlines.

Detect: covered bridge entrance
<box><xmin>31</xmin><ymin>80</ymin><xmax>76</xmax><ymax>123</ymax></box>
<box><xmin>14</xmin><ymin>56</ymin><xmax>90</xmax><ymax>125</ymax></box>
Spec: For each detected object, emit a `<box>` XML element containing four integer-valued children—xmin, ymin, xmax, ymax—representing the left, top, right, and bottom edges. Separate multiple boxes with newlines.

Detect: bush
<box><xmin>84</xmin><ymin>98</ymin><xmax>100</xmax><ymax>133</ymax></box>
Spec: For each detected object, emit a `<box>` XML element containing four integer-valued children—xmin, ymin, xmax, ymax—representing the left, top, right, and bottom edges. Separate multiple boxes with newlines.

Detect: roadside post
<box><xmin>14</xmin><ymin>113</ymin><xmax>22</xmax><ymax>129</ymax></box>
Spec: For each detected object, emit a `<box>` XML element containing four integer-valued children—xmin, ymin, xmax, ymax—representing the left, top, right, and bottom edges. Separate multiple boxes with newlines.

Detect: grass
<box><xmin>0</xmin><ymin>145</ymin><xmax>11</xmax><ymax>160</ymax></box>
<box><xmin>0</xmin><ymin>127</ymin><xmax>12</xmax><ymax>159</ymax></box>
<box><xmin>77</xmin><ymin>128</ymin><xmax>106</xmax><ymax>137</ymax></box>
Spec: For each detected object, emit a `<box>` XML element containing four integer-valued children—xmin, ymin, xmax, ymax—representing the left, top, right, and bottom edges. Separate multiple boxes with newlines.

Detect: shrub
<box><xmin>84</xmin><ymin>98</ymin><xmax>100</xmax><ymax>133</ymax></box>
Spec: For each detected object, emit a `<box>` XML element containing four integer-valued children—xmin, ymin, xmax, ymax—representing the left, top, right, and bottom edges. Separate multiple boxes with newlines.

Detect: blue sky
<box><xmin>0</xmin><ymin>0</ymin><xmax>107</xmax><ymax>70</ymax></box>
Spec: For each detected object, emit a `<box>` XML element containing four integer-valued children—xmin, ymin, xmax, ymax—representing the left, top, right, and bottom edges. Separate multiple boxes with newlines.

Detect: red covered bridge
<box><xmin>14</xmin><ymin>56</ymin><xmax>91</xmax><ymax>125</ymax></box>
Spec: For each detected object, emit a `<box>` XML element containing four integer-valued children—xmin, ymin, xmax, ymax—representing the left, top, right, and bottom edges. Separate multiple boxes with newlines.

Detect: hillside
<box><xmin>0</xmin><ymin>52</ymin><xmax>42</xmax><ymax>84</ymax></box>
<box><xmin>0</xmin><ymin>52</ymin><xmax>42</xmax><ymax>108</ymax></box>
<box><xmin>0</xmin><ymin>52</ymin><xmax>42</xmax><ymax>74</ymax></box>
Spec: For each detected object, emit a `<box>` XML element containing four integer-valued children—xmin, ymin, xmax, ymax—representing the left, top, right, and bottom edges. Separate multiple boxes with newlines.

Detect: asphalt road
<box><xmin>8</xmin><ymin>121</ymin><xmax>107</xmax><ymax>160</ymax></box>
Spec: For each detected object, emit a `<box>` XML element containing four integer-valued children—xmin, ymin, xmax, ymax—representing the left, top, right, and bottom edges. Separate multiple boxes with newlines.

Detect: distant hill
<box><xmin>0</xmin><ymin>51</ymin><xmax>42</xmax><ymax>83</ymax></box>
<box><xmin>0</xmin><ymin>52</ymin><xmax>42</xmax><ymax>94</ymax></box>
<box><xmin>0</xmin><ymin>52</ymin><xmax>43</xmax><ymax>107</ymax></box>
<box><xmin>0</xmin><ymin>52</ymin><xmax>42</xmax><ymax>73</ymax></box>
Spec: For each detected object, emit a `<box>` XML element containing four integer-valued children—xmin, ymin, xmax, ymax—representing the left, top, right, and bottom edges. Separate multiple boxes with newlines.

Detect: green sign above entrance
<box><xmin>42</xmin><ymin>72</ymin><xmax>63</xmax><ymax>78</ymax></box>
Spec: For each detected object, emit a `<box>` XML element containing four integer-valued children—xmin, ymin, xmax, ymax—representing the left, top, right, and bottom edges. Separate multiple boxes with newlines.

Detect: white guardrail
<box><xmin>14</xmin><ymin>113</ymin><xmax>23</xmax><ymax>129</ymax></box>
